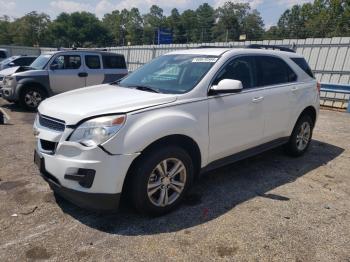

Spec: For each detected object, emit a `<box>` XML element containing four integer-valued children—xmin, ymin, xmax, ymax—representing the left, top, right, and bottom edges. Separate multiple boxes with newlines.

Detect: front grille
<box><xmin>39</xmin><ymin>115</ymin><xmax>65</xmax><ymax>132</ymax></box>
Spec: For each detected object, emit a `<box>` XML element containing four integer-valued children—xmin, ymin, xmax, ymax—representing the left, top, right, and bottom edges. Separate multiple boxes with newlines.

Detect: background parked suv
<box><xmin>0</xmin><ymin>55</ymin><xmax>37</xmax><ymax>70</ymax></box>
<box><xmin>0</xmin><ymin>49</ymin><xmax>9</xmax><ymax>62</ymax></box>
<box><xmin>1</xmin><ymin>50</ymin><xmax>128</xmax><ymax>110</ymax></box>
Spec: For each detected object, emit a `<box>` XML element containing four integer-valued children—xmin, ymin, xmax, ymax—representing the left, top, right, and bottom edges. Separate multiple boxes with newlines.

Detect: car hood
<box><xmin>0</xmin><ymin>66</ymin><xmax>20</xmax><ymax>77</ymax></box>
<box><xmin>38</xmin><ymin>84</ymin><xmax>177</xmax><ymax>125</ymax></box>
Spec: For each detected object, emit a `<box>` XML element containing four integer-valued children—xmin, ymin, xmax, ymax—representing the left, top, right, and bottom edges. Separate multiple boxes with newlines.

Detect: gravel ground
<box><xmin>0</xmin><ymin>98</ymin><xmax>349</xmax><ymax>261</ymax></box>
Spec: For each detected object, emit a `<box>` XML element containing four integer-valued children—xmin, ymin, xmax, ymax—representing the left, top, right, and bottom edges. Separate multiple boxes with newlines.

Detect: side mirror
<box><xmin>8</xmin><ymin>62</ymin><xmax>15</xmax><ymax>66</ymax></box>
<box><xmin>50</xmin><ymin>64</ymin><xmax>59</xmax><ymax>70</ymax></box>
<box><xmin>210</xmin><ymin>79</ymin><xmax>243</xmax><ymax>95</ymax></box>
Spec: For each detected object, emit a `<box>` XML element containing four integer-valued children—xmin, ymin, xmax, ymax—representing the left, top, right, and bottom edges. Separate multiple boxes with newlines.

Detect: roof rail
<box><xmin>247</xmin><ymin>44</ymin><xmax>296</xmax><ymax>53</ymax></box>
<box><xmin>197</xmin><ymin>45</ymin><xmax>235</xmax><ymax>49</ymax></box>
<box><xmin>56</xmin><ymin>47</ymin><xmax>109</xmax><ymax>52</ymax></box>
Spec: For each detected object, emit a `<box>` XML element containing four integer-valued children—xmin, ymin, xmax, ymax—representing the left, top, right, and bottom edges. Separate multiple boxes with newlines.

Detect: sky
<box><xmin>0</xmin><ymin>0</ymin><xmax>313</xmax><ymax>28</ymax></box>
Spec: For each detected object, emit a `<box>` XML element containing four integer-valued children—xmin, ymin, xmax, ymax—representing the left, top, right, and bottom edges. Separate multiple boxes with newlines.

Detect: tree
<box><xmin>49</xmin><ymin>12</ymin><xmax>112</xmax><ymax>47</ymax></box>
<box><xmin>181</xmin><ymin>9</ymin><xmax>199</xmax><ymax>42</ymax></box>
<box><xmin>242</xmin><ymin>10</ymin><xmax>264</xmax><ymax>40</ymax></box>
<box><xmin>0</xmin><ymin>16</ymin><xmax>13</xmax><ymax>45</ymax></box>
<box><xmin>143</xmin><ymin>5</ymin><xmax>167</xmax><ymax>44</ymax></box>
<box><xmin>125</xmin><ymin>8</ymin><xmax>143</xmax><ymax>45</ymax></box>
<box><xmin>196</xmin><ymin>3</ymin><xmax>215</xmax><ymax>42</ymax></box>
<box><xmin>11</xmin><ymin>12</ymin><xmax>51</xmax><ymax>46</ymax></box>
<box><xmin>213</xmin><ymin>2</ymin><xmax>254</xmax><ymax>41</ymax></box>
<box><xmin>103</xmin><ymin>10</ymin><xmax>123</xmax><ymax>46</ymax></box>
<box><xmin>166</xmin><ymin>8</ymin><xmax>185</xmax><ymax>43</ymax></box>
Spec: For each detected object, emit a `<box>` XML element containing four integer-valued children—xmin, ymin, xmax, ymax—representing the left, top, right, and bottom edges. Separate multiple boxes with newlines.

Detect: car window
<box><xmin>26</xmin><ymin>57</ymin><xmax>36</xmax><ymax>65</ymax></box>
<box><xmin>213</xmin><ymin>56</ymin><xmax>256</xmax><ymax>89</ymax></box>
<box><xmin>291</xmin><ymin>57</ymin><xmax>314</xmax><ymax>78</ymax></box>
<box><xmin>51</xmin><ymin>55</ymin><xmax>81</xmax><ymax>70</ymax></box>
<box><xmin>0</xmin><ymin>51</ymin><xmax>7</xmax><ymax>59</ymax></box>
<box><xmin>256</xmin><ymin>56</ymin><xmax>297</xmax><ymax>86</ymax></box>
<box><xmin>14</xmin><ymin>57</ymin><xmax>27</xmax><ymax>66</ymax></box>
<box><xmin>31</xmin><ymin>54</ymin><xmax>52</xmax><ymax>70</ymax></box>
<box><xmin>85</xmin><ymin>55</ymin><xmax>101</xmax><ymax>69</ymax></box>
<box><xmin>102</xmin><ymin>55</ymin><xmax>126</xmax><ymax>69</ymax></box>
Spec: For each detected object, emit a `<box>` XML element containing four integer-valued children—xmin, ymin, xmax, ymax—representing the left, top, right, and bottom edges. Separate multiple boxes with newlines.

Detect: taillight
<box><xmin>317</xmin><ymin>82</ymin><xmax>321</xmax><ymax>94</ymax></box>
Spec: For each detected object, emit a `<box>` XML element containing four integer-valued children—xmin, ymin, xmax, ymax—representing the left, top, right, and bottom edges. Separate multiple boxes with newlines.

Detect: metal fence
<box><xmin>99</xmin><ymin>37</ymin><xmax>350</xmax><ymax>85</ymax></box>
<box><xmin>3</xmin><ymin>38</ymin><xmax>350</xmax><ymax>110</ymax></box>
<box><xmin>0</xmin><ymin>45</ymin><xmax>41</xmax><ymax>56</ymax></box>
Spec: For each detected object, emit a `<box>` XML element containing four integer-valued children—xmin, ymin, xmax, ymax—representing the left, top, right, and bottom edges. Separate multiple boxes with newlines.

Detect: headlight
<box><xmin>4</xmin><ymin>76</ymin><xmax>15</xmax><ymax>87</ymax></box>
<box><xmin>69</xmin><ymin>115</ymin><xmax>126</xmax><ymax>147</ymax></box>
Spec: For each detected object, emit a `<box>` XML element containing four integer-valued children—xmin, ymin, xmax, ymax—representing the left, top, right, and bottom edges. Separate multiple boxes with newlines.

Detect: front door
<box><xmin>208</xmin><ymin>56</ymin><xmax>265</xmax><ymax>162</ymax></box>
<box><xmin>49</xmin><ymin>53</ymin><xmax>86</xmax><ymax>94</ymax></box>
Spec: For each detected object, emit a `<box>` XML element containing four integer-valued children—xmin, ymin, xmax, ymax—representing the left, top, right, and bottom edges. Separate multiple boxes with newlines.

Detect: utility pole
<box><xmin>225</xmin><ymin>29</ymin><xmax>228</xmax><ymax>43</ymax></box>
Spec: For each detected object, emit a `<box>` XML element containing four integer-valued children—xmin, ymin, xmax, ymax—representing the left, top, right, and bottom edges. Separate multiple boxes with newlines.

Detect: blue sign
<box><xmin>156</xmin><ymin>28</ymin><xmax>173</xmax><ymax>45</ymax></box>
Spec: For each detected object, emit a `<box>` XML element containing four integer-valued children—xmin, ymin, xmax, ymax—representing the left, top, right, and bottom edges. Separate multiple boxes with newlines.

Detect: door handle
<box><xmin>291</xmin><ymin>87</ymin><xmax>298</xmax><ymax>92</ymax></box>
<box><xmin>78</xmin><ymin>72</ymin><xmax>88</xmax><ymax>77</ymax></box>
<box><xmin>252</xmin><ymin>96</ymin><xmax>264</xmax><ymax>103</ymax></box>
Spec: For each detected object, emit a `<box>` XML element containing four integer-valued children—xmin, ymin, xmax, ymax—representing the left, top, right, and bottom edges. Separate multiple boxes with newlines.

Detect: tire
<box><xmin>285</xmin><ymin>114</ymin><xmax>314</xmax><ymax>157</ymax></box>
<box><xmin>19</xmin><ymin>86</ymin><xmax>47</xmax><ymax>111</ymax></box>
<box><xmin>129</xmin><ymin>146</ymin><xmax>194</xmax><ymax>216</ymax></box>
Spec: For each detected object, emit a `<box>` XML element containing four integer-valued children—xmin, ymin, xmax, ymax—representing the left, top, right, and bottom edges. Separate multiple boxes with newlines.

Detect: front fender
<box><xmin>15</xmin><ymin>76</ymin><xmax>52</xmax><ymax>97</ymax></box>
<box><xmin>103</xmin><ymin>100</ymin><xmax>209</xmax><ymax>167</ymax></box>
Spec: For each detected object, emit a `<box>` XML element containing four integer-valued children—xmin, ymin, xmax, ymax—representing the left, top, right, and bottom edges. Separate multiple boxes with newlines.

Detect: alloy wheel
<box><xmin>147</xmin><ymin>158</ymin><xmax>187</xmax><ymax>207</ymax></box>
<box><xmin>296</xmin><ymin>121</ymin><xmax>311</xmax><ymax>151</ymax></box>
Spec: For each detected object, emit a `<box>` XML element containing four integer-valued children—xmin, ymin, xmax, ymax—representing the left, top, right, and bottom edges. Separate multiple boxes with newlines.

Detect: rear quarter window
<box><xmin>256</xmin><ymin>56</ymin><xmax>297</xmax><ymax>86</ymax></box>
<box><xmin>291</xmin><ymin>57</ymin><xmax>314</xmax><ymax>78</ymax></box>
<box><xmin>102</xmin><ymin>55</ymin><xmax>126</xmax><ymax>69</ymax></box>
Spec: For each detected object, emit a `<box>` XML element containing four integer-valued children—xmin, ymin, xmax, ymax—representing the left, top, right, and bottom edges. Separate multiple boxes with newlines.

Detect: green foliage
<box><xmin>49</xmin><ymin>12</ymin><xmax>112</xmax><ymax>47</ymax></box>
<box><xmin>266</xmin><ymin>0</ymin><xmax>350</xmax><ymax>39</ymax></box>
<box><xmin>1</xmin><ymin>1</ymin><xmax>349</xmax><ymax>47</ymax></box>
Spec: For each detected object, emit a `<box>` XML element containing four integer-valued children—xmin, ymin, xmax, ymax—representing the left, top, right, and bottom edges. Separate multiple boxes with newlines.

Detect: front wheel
<box><xmin>19</xmin><ymin>86</ymin><xmax>47</xmax><ymax>111</ymax></box>
<box><xmin>129</xmin><ymin>146</ymin><xmax>194</xmax><ymax>215</ymax></box>
<box><xmin>285</xmin><ymin>114</ymin><xmax>314</xmax><ymax>157</ymax></box>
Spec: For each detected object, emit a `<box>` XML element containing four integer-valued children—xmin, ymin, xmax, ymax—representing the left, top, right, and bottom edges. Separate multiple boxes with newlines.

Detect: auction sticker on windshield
<box><xmin>192</xmin><ymin>57</ymin><xmax>218</xmax><ymax>63</ymax></box>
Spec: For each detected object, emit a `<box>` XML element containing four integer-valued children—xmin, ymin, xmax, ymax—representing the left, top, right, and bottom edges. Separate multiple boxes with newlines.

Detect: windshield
<box><xmin>119</xmin><ymin>54</ymin><xmax>218</xmax><ymax>94</ymax></box>
<box><xmin>30</xmin><ymin>54</ymin><xmax>52</xmax><ymax>69</ymax></box>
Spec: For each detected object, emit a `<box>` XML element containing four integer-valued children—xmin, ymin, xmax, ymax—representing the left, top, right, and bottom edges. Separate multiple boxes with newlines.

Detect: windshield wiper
<box><xmin>131</xmin><ymin>85</ymin><xmax>160</xmax><ymax>93</ymax></box>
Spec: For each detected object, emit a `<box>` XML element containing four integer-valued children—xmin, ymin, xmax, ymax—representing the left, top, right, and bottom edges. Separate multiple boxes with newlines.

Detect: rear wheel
<box><xmin>129</xmin><ymin>146</ymin><xmax>194</xmax><ymax>215</ymax></box>
<box><xmin>19</xmin><ymin>86</ymin><xmax>47</xmax><ymax>111</ymax></box>
<box><xmin>285</xmin><ymin>114</ymin><xmax>313</xmax><ymax>157</ymax></box>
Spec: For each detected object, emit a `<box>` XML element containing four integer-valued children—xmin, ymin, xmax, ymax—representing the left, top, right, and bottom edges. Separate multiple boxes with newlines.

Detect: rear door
<box><xmin>255</xmin><ymin>55</ymin><xmax>298</xmax><ymax>142</ymax></box>
<box><xmin>48</xmin><ymin>53</ymin><xmax>86</xmax><ymax>94</ymax></box>
<box><xmin>84</xmin><ymin>54</ymin><xmax>104</xmax><ymax>86</ymax></box>
<box><xmin>101</xmin><ymin>54</ymin><xmax>128</xmax><ymax>83</ymax></box>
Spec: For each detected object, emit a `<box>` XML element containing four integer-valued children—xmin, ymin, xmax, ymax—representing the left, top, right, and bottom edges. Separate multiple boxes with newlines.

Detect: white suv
<box><xmin>33</xmin><ymin>46</ymin><xmax>320</xmax><ymax>215</ymax></box>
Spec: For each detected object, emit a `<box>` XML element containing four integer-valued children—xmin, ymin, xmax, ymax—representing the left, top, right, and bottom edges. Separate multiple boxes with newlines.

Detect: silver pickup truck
<box><xmin>1</xmin><ymin>50</ymin><xmax>128</xmax><ymax>110</ymax></box>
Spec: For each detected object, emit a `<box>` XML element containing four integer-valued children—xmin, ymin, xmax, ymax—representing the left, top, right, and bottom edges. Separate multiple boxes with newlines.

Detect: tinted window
<box><xmin>291</xmin><ymin>57</ymin><xmax>314</xmax><ymax>78</ymax></box>
<box><xmin>14</xmin><ymin>57</ymin><xmax>28</xmax><ymax>66</ymax></box>
<box><xmin>85</xmin><ymin>55</ymin><xmax>101</xmax><ymax>69</ymax></box>
<box><xmin>256</xmin><ymin>56</ymin><xmax>297</xmax><ymax>86</ymax></box>
<box><xmin>213</xmin><ymin>56</ymin><xmax>256</xmax><ymax>89</ymax></box>
<box><xmin>102</xmin><ymin>55</ymin><xmax>126</xmax><ymax>69</ymax></box>
<box><xmin>52</xmin><ymin>55</ymin><xmax>81</xmax><ymax>70</ymax></box>
<box><xmin>0</xmin><ymin>51</ymin><xmax>7</xmax><ymax>59</ymax></box>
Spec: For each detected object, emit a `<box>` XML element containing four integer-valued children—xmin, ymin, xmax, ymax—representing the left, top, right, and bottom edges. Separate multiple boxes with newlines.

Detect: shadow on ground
<box><xmin>1</xmin><ymin>102</ymin><xmax>36</xmax><ymax>124</ymax></box>
<box><xmin>54</xmin><ymin>140</ymin><xmax>343</xmax><ymax>236</ymax></box>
